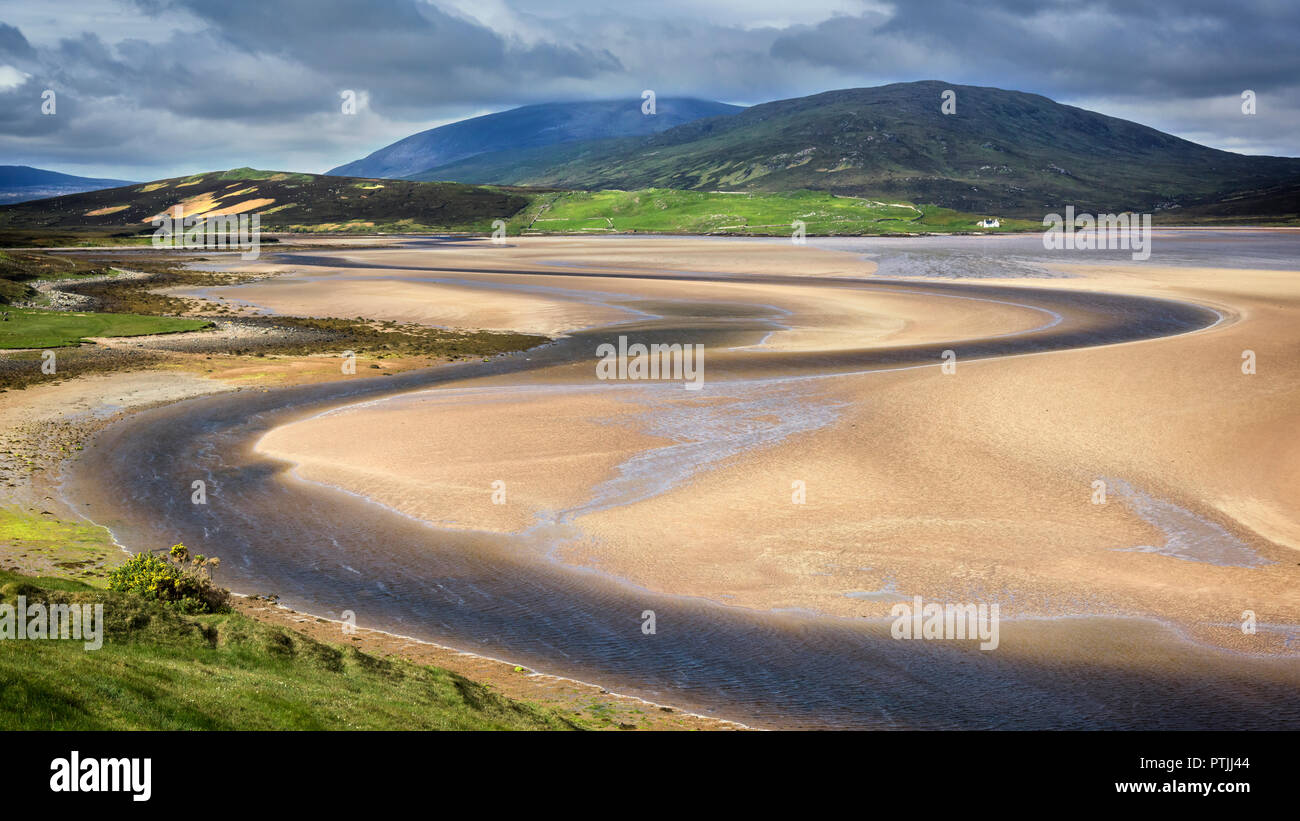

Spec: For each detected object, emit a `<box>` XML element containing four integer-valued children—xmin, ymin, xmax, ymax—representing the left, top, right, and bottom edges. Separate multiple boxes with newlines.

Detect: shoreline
<box><xmin>252</xmin><ymin>441</ymin><xmax>1300</xmax><ymax>663</ymax></box>
<box><xmin>231</xmin><ymin>594</ymin><xmax>750</xmax><ymax>730</ymax></box>
<box><xmin>0</xmin><ymin>249</ymin><xmax>742</xmax><ymax>728</ymax></box>
<box><xmin>251</xmin><ymin>353</ymin><xmax>1298</xmax><ymax>664</ymax></box>
<box><xmin>5</xmin><ymin>221</ymin><xmax>1299</xmax><ymax>255</ymax></box>
<box><xmin>227</xmin><ymin>237</ymin><xmax>1297</xmax><ymax>660</ymax></box>
<box><xmin>12</xmin><ymin>233</ymin><xmax>1300</xmax><ymax>728</ymax></box>
<box><xmin>0</xmin><ymin>364</ymin><xmax>738</xmax><ymax>729</ymax></box>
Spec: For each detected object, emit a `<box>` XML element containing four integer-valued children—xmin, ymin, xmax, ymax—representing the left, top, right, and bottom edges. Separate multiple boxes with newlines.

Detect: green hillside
<box><xmin>414</xmin><ymin>81</ymin><xmax>1300</xmax><ymax>219</ymax></box>
<box><xmin>330</xmin><ymin>98</ymin><xmax>743</xmax><ymax>179</ymax></box>
<box><xmin>513</xmin><ymin>188</ymin><xmax>1033</xmax><ymax>235</ymax></box>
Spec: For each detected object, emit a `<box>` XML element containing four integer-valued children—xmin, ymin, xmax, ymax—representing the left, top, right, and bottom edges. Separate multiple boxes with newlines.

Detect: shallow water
<box><xmin>1107</xmin><ymin>477</ymin><xmax>1273</xmax><ymax>568</ymax></box>
<box><xmin>62</xmin><ymin>237</ymin><xmax>1300</xmax><ymax>729</ymax></box>
<box><xmin>808</xmin><ymin>229</ymin><xmax>1300</xmax><ymax>276</ymax></box>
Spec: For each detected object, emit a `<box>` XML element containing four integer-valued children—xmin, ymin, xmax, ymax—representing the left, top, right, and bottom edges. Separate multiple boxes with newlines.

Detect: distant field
<box><xmin>0</xmin><ymin>307</ymin><xmax>211</xmax><ymax>349</ymax></box>
<box><xmin>512</xmin><ymin>189</ymin><xmax>1033</xmax><ymax>235</ymax></box>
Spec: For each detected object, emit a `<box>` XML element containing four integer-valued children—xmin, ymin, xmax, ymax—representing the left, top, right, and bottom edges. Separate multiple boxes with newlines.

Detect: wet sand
<box><xmin>61</xmin><ymin>233</ymin><xmax>1300</xmax><ymax>728</ymax></box>
<box><xmin>179</xmin><ymin>238</ymin><xmax>1050</xmax><ymax>350</ymax></box>
<box><xmin>249</xmin><ymin>237</ymin><xmax>1300</xmax><ymax>656</ymax></box>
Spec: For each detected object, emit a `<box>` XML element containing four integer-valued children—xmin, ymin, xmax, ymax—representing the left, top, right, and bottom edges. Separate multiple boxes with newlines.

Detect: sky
<box><xmin>0</xmin><ymin>0</ymin><xmax>1295</xmax><ymax>181</ymax></box>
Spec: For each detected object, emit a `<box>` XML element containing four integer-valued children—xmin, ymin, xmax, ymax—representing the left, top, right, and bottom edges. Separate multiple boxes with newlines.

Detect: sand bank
<box><xmin>236</xmin><ymin>237</ymin><xmax>1300</xmax><ymax>654</ymax></box>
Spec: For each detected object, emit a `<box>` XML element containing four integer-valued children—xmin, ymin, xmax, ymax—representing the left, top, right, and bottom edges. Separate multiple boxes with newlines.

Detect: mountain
<box><xmin>329</xmin><ymin>98</ymin><xmax>743</xmax><ymax>180</ymax></box>
<box><xmin>0</xmin><ymin>166</ymin><xmax>135</xmax><ymax>205</ymax></box>
<box><xmin>410</xmin><ymin>81</ymin><xmax>1300</xmax><ymax>219</ymax></box>
<box><xmin>0</xmin><ymin>167</ymin><xmax>528</xmax><ymax>232</ymax></box>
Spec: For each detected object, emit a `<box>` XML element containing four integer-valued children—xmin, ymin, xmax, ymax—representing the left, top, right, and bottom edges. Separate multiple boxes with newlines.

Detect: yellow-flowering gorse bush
<box><xmin>107</xmin><ymin>543</ymin><xmax>229</xmax><ymax>614</ymax></box>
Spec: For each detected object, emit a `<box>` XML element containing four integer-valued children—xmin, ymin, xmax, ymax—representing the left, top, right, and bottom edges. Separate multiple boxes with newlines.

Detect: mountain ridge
<box><xmin>329</xmin><ymin>97</ymin><xmax>743</xmax><ymax>179</ymax></box>
<box><xmin>0</xmin><ymin>166</ymin><xmax>136</xmax><ymax>205</ymax></box>
<box><xmin>409</xmin><ymin>81</ymin><xmax>1300</xmax><ymax>218</ymax></box>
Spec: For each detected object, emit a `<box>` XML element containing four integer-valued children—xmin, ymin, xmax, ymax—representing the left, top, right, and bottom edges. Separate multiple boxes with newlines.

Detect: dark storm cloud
<box><xmin>146</xmin><ymin>0</ymin><xmax>622</xmax><ymax>110</ymax></box>
<box><xmin>770</xmin><ymin>0</ymin><xmax>1300</xmax><ymax>99</ymax></box>
<box><xmin>0</xmin><ymin>0</ymin><xmax>1294</xmax><ymax>179</ymax></box>
<box><xmin>0</xmin><ymin>22</ymin><xmax>35</xmax><ymax>61</ymax></box>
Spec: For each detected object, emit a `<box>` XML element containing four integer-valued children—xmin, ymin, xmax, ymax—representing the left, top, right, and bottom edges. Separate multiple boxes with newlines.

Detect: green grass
<box><xmin>0</xmin><ymin>255</ymin><xmax>550</xmax><ymax>389</ymax></box>
<box><xmin>511</xmin><ymin>188</ymin><xmax>1034</xmax><ymax>236</ymax></box>
<box><xmin>217</xmin><ymin>167</ymin><xmax>313</xmax><ymax>183</ymax></box>
<box><xmin>0</xmin><ymin>307</ymin><xmax>211</xmax><ymax>349</ymax></box>
<box><xmin>0</xmin><ymin>569</ymin><xmax>586</xmax><ymax>730</ymax></box>
<box><xmin>0</xmin><ymin>248</ymin><xmax>119</xmax><ymax>302</ymax></box>
<box><xmin>0</xmin><ymin>508</ymin><xmax>120</xmax><ymax>586</ymax></box>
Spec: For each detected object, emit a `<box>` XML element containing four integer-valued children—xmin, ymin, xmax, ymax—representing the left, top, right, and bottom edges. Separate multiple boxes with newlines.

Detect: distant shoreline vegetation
<box><xmin>1</xmin><ymin>152</ymin><xmax>1294</xmax><ymax>249</ymax></box>
<box><xmin>508</xmin><ymin>188</ymin><xmax>1035</xmax><ymax>237</ymax></box>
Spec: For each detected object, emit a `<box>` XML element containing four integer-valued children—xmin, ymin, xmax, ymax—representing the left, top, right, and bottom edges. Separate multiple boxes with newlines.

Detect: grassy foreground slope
<box><xmin>513</xmin><ymin>188</ymin><xmax>1034</xmax><ymax>235</ymax></box>
<box><xmin>0</xmin><ymin>569</ymin><xmax>584</xmax><ymax>730</ymax></box>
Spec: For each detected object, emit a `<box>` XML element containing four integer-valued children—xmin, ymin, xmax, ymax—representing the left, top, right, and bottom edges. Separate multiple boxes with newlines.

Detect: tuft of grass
<box><xmin>0</xmin><ymin>567</ymin><xmax>98</xmax><ymax>594</ymax></box>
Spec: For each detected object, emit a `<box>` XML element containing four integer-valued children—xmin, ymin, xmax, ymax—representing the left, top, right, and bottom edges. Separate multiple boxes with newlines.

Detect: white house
<box><xmin>977</xmin><ymin>218</ymin><xmax>1001</xmax><ymax>228</ymax></box>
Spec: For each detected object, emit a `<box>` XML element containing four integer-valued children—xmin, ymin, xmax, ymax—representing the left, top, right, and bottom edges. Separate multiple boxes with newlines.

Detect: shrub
<box><xmin>107</xmin><ymin>544</ymin><xmax>229</xmax><ymax>614</ymax></box>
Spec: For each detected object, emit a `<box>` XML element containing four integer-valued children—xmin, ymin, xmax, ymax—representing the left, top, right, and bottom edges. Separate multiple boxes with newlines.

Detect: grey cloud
<box><xmin>0</xmin><ymin>0</ymin><xmax>1294</xmax><ymax>179</ymax></box>
<box><xmin>143</xmin><ymin>0</ymin><xmax>624</xmax><ymax>111</ymax></box>
<box><xmin>771</xmin><ymin>0</ymin><xmax>1300</xmax><ymax>100</ymax></box>
<box><xmin>0</xmin><ymin>22</ymin><xmax>35</xmax><ymax>61</ymax></box>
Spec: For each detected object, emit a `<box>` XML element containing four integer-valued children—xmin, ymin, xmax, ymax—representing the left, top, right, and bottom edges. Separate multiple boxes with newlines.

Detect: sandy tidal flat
<box><xmin>250</xmin><ymin>235</ymin><xmax>1300</xmax><ymax>656</ymax></box>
